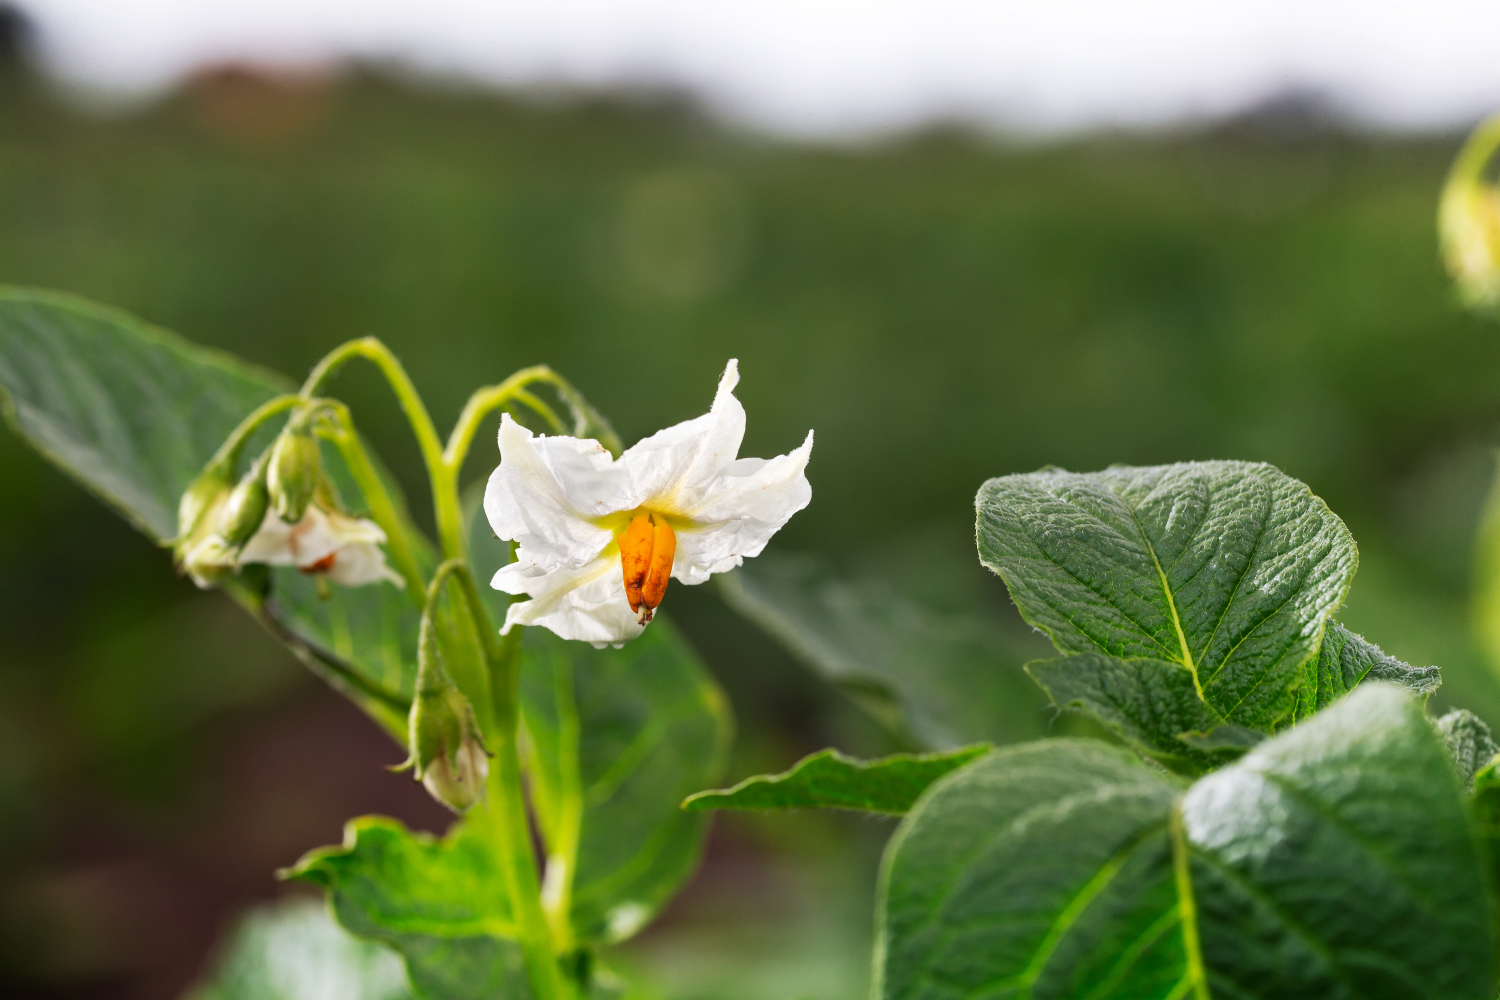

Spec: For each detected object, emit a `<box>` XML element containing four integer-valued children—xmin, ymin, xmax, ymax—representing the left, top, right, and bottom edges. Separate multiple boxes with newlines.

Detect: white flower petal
<box><xmin>238</xmin><ymin>509</ymin><xmax>298</xmax><ymax>566</ymax></box>
<box><xmin>238</xmin><ymin>506</ymin><xmax>399</xmax><ymax>588</ymax></box>
<box><xmin>326</xmin><ymin>542</ymin><xmax>405</xmax><ymax>588</ymax></box>
<box><xmin>493</xmin><ymin>553</ymin><xmax>644</xmax><ymax>646</ymax></box>
<box><xmin>672</xmin><ymin>429</ymin><xmax>814</xmax><ymax>584</ymax></box>
<box><xmin>616</xmin><ymin>359</ymin><xmax>745</xmax><ymax>511</ymax></box>
<box><xmin>484</xmin><ymin>414</ymin><xmax>624</xmax><ymax>572</ymax></box>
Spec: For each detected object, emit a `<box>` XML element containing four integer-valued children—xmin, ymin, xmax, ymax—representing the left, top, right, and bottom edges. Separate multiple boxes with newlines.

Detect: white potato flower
<box><xmin>238</xmin><ymin>504</ymin><xmax>404</xmax><ymax>588</ymax></box>
<box><xmin>484</xmin><ymin>359</ymin><xmax>812</xmax><ymax>646</ymax></box>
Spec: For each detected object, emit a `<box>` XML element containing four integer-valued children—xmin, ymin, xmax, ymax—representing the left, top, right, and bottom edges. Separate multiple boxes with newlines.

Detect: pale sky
<box><xmin>15</xmin><ymin>0</ymin><xmax>1500</xmax><ymax>136</ymax></box>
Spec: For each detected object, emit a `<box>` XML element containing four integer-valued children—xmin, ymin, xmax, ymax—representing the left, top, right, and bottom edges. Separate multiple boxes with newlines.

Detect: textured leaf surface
<box><xmin>0</xmin><ymin>287</ymin><xmax>288</xmax><ymax>541</ymax></box>
<box><xmin>1182</xmin><ymin>684</ymin><xmax>1492</xmax><ymax>999</ymax></box>
<box><xmin>721</xmin><ymin>551</ymin><xmax>1051</xmax><ymax>749</ymax></box>
<box><xmin>1436</xmin><ymin>708</ymin><xmax>1498</xmax><ymax>790</ymax></box>
<box><xmin>187</xmin><ymin>897</ymin><xmax>413</xmax><ymax>1000</ymax></box>
<box><xmin>876</xmin><ymin>740</ymin><xmax>1196</xmax><ymax>1000</ymax></box>
<box><xmin>283</xmin><ymin>815</ymin><xmax>531</xmax><ymax>1000</ymax></box>
<box><xmin>1297</xmin><ymin>621</ymin><xmax>1440</xmax><ymax>720</ymax></box>
<box><xmin>1026</xmin><ymin>653</ymin><xmax>1223</xmax><ymax>773</ymax></box>
<box><xmin>976</xmin><ymin>461</ymin><xmax>1357</xmax><ymax>731</ymax></box>
<box><xmin>519</xmin><ymin>622</ymin><xmax>731</xmax><ymax>945</ymax></box>
<box><xmin>683</xmin><ymin>744</ymin><xmax>990</xmax><ymax>815</ymax></box>
<box><xmin>878</xmin><ymin>685</ymin><xmax>1494</xmax><ymax>1000</ymax></box>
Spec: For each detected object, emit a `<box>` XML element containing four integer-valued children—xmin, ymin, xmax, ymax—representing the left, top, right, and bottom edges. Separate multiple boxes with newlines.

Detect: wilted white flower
<box><xmin>485</xmin><ymin>359</ymin><xmax>812</xmax><ymax>646</ymax></box>
<box><xmin>238</xmin><ymin>504</ymin><xmax>403</xmax><ymax>587</ymax></box>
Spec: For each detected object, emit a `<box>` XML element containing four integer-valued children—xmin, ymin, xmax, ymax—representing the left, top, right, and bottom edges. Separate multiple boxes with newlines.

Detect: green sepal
<box><xmin>268</xmin><ymin>420</ymin><xmax>322</xmax><ymax>523</ymax></box>
<box><xmin>218</xmin><ymin>453</ymin><xmax>271</xmax><ymax>548</ymax></box>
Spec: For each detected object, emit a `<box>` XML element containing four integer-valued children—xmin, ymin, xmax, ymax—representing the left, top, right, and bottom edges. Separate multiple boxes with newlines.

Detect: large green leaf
<box><xmin>1028</xmin><ymin>622</ymin><xmax>1439</xmax><ymax>775</ymax></box>
<box><xmin>1182</xmin><ymin>684</ymin><xmax>1491</xmax><ymax>997</ymax></box>
<box><xmin>720</xmin><ymin>551</ymin><xmax>1052</xmax><ymax>749</ymax></box>
<box><xmin>186</xmin><ymin>897</ymin><xmax>414</xmax><ymax>1000</ymax></box>
<box><xmin>0</xmin><ymin>288</ymin><xmax>429</xmax><ymax>736</ymax></box>
<box><xmin>976</xmin><ymin>462</ymin><xmax>1357</xmax><ymax>733</ymax></box>
<box><xmin>876</xmin><ymin>684</ymin><xmax>1493</xmax><ymax>1000</ymax></box>
<box><xmin>283</xmin><ymin>815</ymin><xmax>532</xmax><ymax>1000</ymax></box>
<box><xmin>875</xmin><ymin>739</ymin><xmax>1196</xmax><ymax>1000</ymax></box>
<box><xmin>683</xmin><ymin>744</ymin><xmax>991</xmax><ymax>815</ymax></box>
<box><xmin>0</xmin><ymin>287</ymin><xmax>288</xmax><ymax>541</ymax></box>
<box><xmin>465</xmin><ymin>498</ymin><xmax>733</xmax><ymax>947</ymax></box>
<box><xmin>1025</xmin><ymin>653</ymin><xmax>1226</xmax><ymax>774</ymax></box>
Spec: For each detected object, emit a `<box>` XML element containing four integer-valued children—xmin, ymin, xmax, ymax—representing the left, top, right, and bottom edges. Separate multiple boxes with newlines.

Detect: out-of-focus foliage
<box><xmin>5</xmin><ymin>33</ymin><xmax>1500</xmax><ymax>997</ymax></box>
<box><xmin>186</xmin><ymin>896</ymin><xmax>413</xmax><ymax>1000</ymax></box>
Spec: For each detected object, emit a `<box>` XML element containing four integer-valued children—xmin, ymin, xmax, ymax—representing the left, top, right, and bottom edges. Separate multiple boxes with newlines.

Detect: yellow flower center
<box><xmin>618</xmin><ymin>512</ymin><xmax>676</xmax><ymax>625</ymax></box>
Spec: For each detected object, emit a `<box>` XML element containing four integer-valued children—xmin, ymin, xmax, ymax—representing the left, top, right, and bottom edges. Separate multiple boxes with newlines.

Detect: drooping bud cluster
<box><xmin>174</xmin><ymin>403</ymin><xmax>399</xmax><ymax>591</ymax></box>
<box><xmin>397</xmin><ymin>609</ymin><xmax>491</xmax><ymax>813</ymax></box>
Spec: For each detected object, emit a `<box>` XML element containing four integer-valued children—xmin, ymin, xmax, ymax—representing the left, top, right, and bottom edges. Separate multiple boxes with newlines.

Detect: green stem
<box><xmin>316</xmin><ymin>401</ymin><xmax>428</xmax><ymax>610</ymax></box>
<box><xmin>209</xmin><ymin>394</ymin><xmax>303</xmax><ymax>473</ymax></box>
<box><xmin>428</xmin><ymin>559</ymin><xmax>567</xmax><ymax>1000</ymax></box>
<box><xmin>301</xmin><ymin>338</ymin><xmax>466</xmax><ymax>561</ymax></box>
<box><xmin>444</xmin><ymin>366</ymin><xmax>622</xmax><ymax>480</ymax></box>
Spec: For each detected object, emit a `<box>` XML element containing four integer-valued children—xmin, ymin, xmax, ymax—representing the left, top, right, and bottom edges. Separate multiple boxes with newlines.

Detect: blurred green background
<box><xmin>4</xmin><ymin>7</ymin><xmax>1500</xmax><ymax>997</ymax></box>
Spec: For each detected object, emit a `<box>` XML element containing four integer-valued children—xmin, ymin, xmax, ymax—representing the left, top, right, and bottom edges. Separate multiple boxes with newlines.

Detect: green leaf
<box><xmin>464</xmin><ymin>495</ymin><xmax>734</xmax><ymax>947</ymax></box>
<box><xmin>876</xmin><ymin>684</ymin><xmax>1493</xmax><ymax>999</ymax></box>
<box><xmin>1026</xmin><ymin>653</ymin><xmax>1225</xmax><ymax>774</ymax></box>
<box><xmin>682</xmin><ymin>744</ymin><xmax>991</xmax><ymax>815</ymax></box>
<box><xmin>976</xmin><ymin>461</ymin><xmax>1357</xmax><ymax>733</ymax></box>
<box><xmin>720</xmin><ymin>551</ymin><xmax>1051</xmax><ymax>749</ymax></box>
<box><xmin>1182</xmin><ymin>683</ymin><xmax>1492</xmax><ymax>998</ymax></box>
<box><xmin>0</xmin><ymin>288</ymin><xmax>432</xmax><ymax>737</ymax></box>
<box><xmin>0</xmin><ymin>287</ymin><xmax>289</xmax><ymax>542</ymax></box>
<box><xmin>1296</xmin><ymin>620</ymin><xmax>1440</xmax><ymax>720</ymax></box>
<box><xmin>875</xmin><ymin>739</ymin><xmax>1196</xmax><ymax>1000</ymax></box>
<box><xmin>186</xmin><ymin>897</ymin><xmax>414</xmax><ymax>1000</ymax></box>
<box><xmin>519</xmin><ymin>622</ymin><xmax>732</xmax><ymax>946</ymax></box>
<box><xmin>282</xmin><ymin>815</ymin><xmax>532</xmax><ymax>1000</ymax></box>
<box><xmin>1435</xmin><ymin>708</ymin><xmax>1498</xmax><ymax>790</ymax></box>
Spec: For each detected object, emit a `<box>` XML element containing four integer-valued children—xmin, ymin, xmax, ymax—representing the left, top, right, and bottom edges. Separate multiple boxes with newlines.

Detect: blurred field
<box><xmin>2</xmin><ymin>21</ymin><xmax>1500</xmax><ymax>999</ymax></box>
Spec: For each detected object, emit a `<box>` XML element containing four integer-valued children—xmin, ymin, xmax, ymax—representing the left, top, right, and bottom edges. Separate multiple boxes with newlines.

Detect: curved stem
<box><xmin>444</xmin><ymin>366</ymin><xmax>621</xmax><ymax>480</ymax></box>
<box><xmin>316</xmin><ymin>400</ymin><xmax>428</xmax><ymax>609</ymax></box>
<box><xmin>301</xmin><ymin>338</ymin><xmax>466</xmax><ymax>561</ymax></box>
<box><xmin>209</xmin><ymin>394</ymin><xmax>303</xmax><ymax>473</ymax></box>
<box><xmin>427</xmin><ymin>559</ymin><xmax>564</xmax><ymax>1000</ymax></box>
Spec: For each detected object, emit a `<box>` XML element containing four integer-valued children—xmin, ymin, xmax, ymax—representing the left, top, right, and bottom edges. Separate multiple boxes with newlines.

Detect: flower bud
<box><xmin>174</xmin><ymin>464</ymin><xmax>232</xmax><ymax>554</ymax></box>
<box><xmin>400</xmin><ymin>636</ymin><xmax>490</xmax><ymax>812</ymax></box>
<box><xmin>179</xmin><ymin>533</ymin><xmax>239</xmax><ymax>589</ymax></box>
<box><xmin>217</xmin><ymin>461</ymin><xmax>270</xmax><ymax>549</ymax></box>
<box><xmin>175</xmin><ymin>459</ymin><xmax>235</xmax><ymax>584</ymax></box>
<box><xmin>267</xmin><ymin>425</ymin><xmax>322</xmax><ymax>524</ymax></box>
